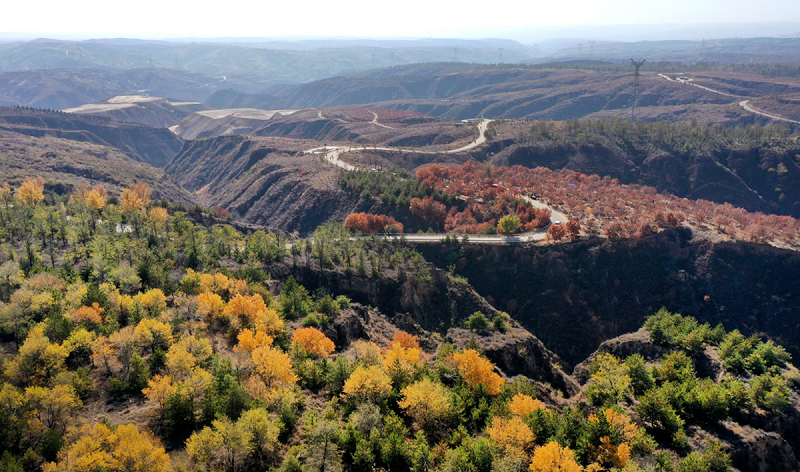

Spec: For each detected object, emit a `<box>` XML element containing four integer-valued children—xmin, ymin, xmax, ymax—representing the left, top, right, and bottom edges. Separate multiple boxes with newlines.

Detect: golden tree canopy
<box><xmin>43</xmin><ymin>422</ymin><xmax>171</xmax><ymax>472</ymax></box>
<box><xmin>529</xmin><ymin>441</ymin><xmax>582</xmax><ymax>472</ymax></box>
<box><xmin>453</xmin><ymin>349</ymin><xmax>505</xmax><ymax>395</ymax></box>
<box><xmin>249</xmin><ymin>345</ymin><xmax>298</xmax><ymax>393</ymax></box>
<box><xmin>15</xmin><ymin>176</ymin><xmax>45</xmax><ymax>205</ymax></box>
<box><xmin>398</xmin><ymin>378</ymin><xmax>451</xmax><ymax>425</ymax></box>
<box><xmin>487</xmin><ymin>416</ymin><xmax>535</xmax><ymax>453</ymax></box>
<box><xmin>119</xmin><ymin>182</ymin><xmax>151</xmax><ymax>213</ymax></box>
<box><xmin>343</xmin><ymin>365</ymin><xmax>392</xmax><ymax>403</ymax></box>
<box><xmin>292</xmin><ymin>327</ymin><xmax>335</xmax><ymax>357</ymax></box>
<box><xmin>236</xmin><ymin>329</ymin><xmax>274</xmax><ymax>353</ymax></box>
<box><xmin>509</xmin><ymin>393</ymin><xmax>547</xmax><ymax>417</ymax></box>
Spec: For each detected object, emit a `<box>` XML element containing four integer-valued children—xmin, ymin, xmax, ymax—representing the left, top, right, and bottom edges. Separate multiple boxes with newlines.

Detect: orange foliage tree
<box><xmin>119</xmin><ymin>182</ymin><xmax>151</xmax><ymax>213</ymax></box>
<box><xmin>344</xmin><ymin>213</ymin><xmax>404</xmax><ymax>234</ymax></box>
<box><xmin>409</xmin><ymin>196</ymin><xmax>447</xmax><ymax>229</ymax></box>
<box><xmin>453</xmin><ymin>348</ymin><xmax>505</xmax><ymax>395</ymax></box>
<box><xmin>291</xmin><ymin>327</ymin><xmax>335</xmax><ymax>357</ymax></box>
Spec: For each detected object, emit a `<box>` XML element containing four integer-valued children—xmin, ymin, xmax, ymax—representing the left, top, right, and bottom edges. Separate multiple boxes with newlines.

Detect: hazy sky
<box><xmin>3</xmin><ymin>0</ymin><xmax>800</xmax><ymax>39</ymax></box>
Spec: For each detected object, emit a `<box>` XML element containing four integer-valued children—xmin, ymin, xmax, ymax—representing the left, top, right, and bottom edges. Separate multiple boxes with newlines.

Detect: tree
<box><xmin>546</xmin><ymin>224</ymin><xmax>566</xmax><ymax>242</ymax></box>
<box><xmin>43</xmin><ymin>422</ymin><xmax>171</xmax><ymax>472</ymax></box>
<box><xmin>343</xmin><ymin>365</ymin><xmax>392</xmax><ymax>403</ymax></box>
<box><xmin>529</xmin><ymin>441</ymin><xmax>582</xmax><ymax>472</ymax></box>
<box><xmin>4</xmin><ymin>325</ymin><xmax>68</xmax><ymax>387</ymax></box>
<box><xmin>585</xmin><ymin>353</ymin><xmax>632</xmax><ymax>406</ymax></box>
<box><xmin>398</xmin><ymin>378</ymin><xmax>451</xmax><ymax>428</ymax></box>
<box><xmin>390</xmin><ymin>331</ymin><xmax>420</xmax><ymax>350</ymax></box>
<box><xmin>15</xmin><ymin>176</ymin><xmax>45</xmax><ymax>206</ymax></box>
<box><xmin>453</xmin><ymin>349</ymin><xmax>505</xmax><ymax>395</ymax></box>
<box><xmin>486</xmin><ymin>416</ymin><xmax>535</xmax><ymax>453</ymax></box>
<box><xmin>292</xmin><ymin>327</ymin><xmax>335</xmax><ymax>357</ymax></box>
<box><xmin>410</xmin><ymin>196</ymin><xmax>447</xmax><ymax>229</ymax></box>
<box><xmin>134</xmin><ymin>318</ymin><xmax>173</xmax><ymax>355</ymax></box>
<box><xmin>464</xmin><ymin>312</ymin><xmax>489</xmax><ymax>331</ymax></box>
<box><xmin>247</xmin><ymin>345</ymin><xmax>299</xmax><ymax>398</ymax></box>
<box><xmin>119</xmin><ymin>182</ymin><xmax>151</xmax><ymax>213</ymax></box>
<box><xmin>236</xmin><ymin>329</ymin><xmax>275</xmax><ymax>353</ymax></box>
<box><xmin>497</xmin><ymin>215</ymin><xmax>521</xmax><ymax>235</ymax></box>
<box><xmin>565</xmin><ymin>221</ymin><xmax>580</xmax><ymax>239</ymax></box>
<box><xmin>508</xmin><ymin>393</ymin><xmax>546</xmax><ymax>417</ymax></box>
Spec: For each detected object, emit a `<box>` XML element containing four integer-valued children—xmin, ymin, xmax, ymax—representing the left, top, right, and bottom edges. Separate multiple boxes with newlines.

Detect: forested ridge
<box><xmin>0</xmin><ymin>175</ymin><xmax>799</xmax><ymax>472</ymax></box>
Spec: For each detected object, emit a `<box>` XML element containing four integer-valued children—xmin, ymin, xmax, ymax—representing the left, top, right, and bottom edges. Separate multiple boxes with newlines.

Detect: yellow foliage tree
<box><xmin>382</xmin><ymin>343</ymin><xmax>421</xmax><ymax>369</ymax></box>
<box><xmin>253</xmin><ymin>307</ymin><xmax>284</xmax><ymax>337</ymax></box>
<box><xmin>149</xmin><ymin>206</ymin><xmax>169</xmax><ymax>225</ymax></box>
<box><xmin>15</xmin><ymin>176</ymin><xmax>45</xmax><ymax>205</ymax></box>
<box><xmin>119</xmin><ymin>182</ymin><xmax>151</xmax><ymax>213</ymax></box>
<box><xmin>236</xmin><ymin>328</ymin><xmax>274</xmax><ymax>353</ymax></box>
<box><xmin>487</xmin><ymin>416</ymin><xmax>535</xmax><ymax>453</ymax></box>
<box><xmin>343</xmin><ymin>365</ymin><xmax>392</xmax><ymax>403</ymax></box>
<box><xmin>197</xmin><ymin>291</ymin><xmax>225</xmax><ymax>318</ymax></box>
<box><xmin>200</xmin><ymin>272</ymin><xmax>230</xmax><ymax>294</ymax></box>
<box><xmin>509</xmin><ymin>393</ymin><xmax>547</xmax><ymax>417</ymax></box>
<box><xmin>134</xmin><ymin>318</ymin><xmax>174</xmax><ymax>354</ymax></box>
<box><xmin>247</xmin><ymin>345</ymin><xmax>298</xmax><ymax>398</ymax></box>
<box><xmin>453</xmin><ymin>349</ymin><xmax>505</xmax><ymax>395</ymax></box>
<box><xmin>224</xmin><ymin>293</ymin><xmax>268</xmax><ymax>328</ymax></box>
<box><xmin>292</xmin><ymin>327</ymin><xmax>335</xmax><ymax>357</ymax></box>
<box><xmin>24</xmin><ymin>384</ymin><xmax>82</xmax><ymax>433</ymax></box>
<box><xmin>583</xmin><ymin>409</ymin><xmax>639</xmax><ymax>469</ymax></box>
<box><xmin>43</xmin><ymin>422</ymin><xmax>171</xmax><ymax>472</ymax></box>
<box><xmin>4</xmin><ymin>325</ymin><xmax>68</xmax><ymax>386</ymax></box>
<box><xmin>529</xmin><ymin>441</ymin><xmax>582</xmax><ymax>472</ymax></box>
<box><xmin>134</xmin><ymin>288</ymin><xmax>167</xmax><ymax>316</ymax></box>
<box><xmin>398</xmin><ymin>378</ymin><xmax>451</xmax><ymax>427</ymax></box>
<box><xmin>75</xmin><ymin>184</ymin><xmax>108</xmax><ymax>211</ymax></box>
<box><xmin>350</xmin><ymin>340</ymin><xmax>383</xmax><ymax>366</ymax></box>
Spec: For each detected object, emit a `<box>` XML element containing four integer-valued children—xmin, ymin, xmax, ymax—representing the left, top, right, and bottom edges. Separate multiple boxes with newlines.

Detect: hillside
<box><xmin>0</xmin><ymin>129</ymin><xmax>193</xmax><ymax>203</ymax></box>
<box><xmin>206</xmin><ymin>68</ymin><xmax>755</xmax><ymax>124</ymax></box>
<box><xmin>0</xmin><ymin>106</ymin><xmax>183</xmax><ymax>167</ymax></box>
<box><xmin>165</xmin><ymin>135</ymin><xmax>360</xmax><ymax>232</ymax></box>
<box><xmin>63</xmin><ymin>95</ymin><xmax>211</xmax><ymax>128</ymax></box>
<box><xmin>0</xmin><ymin>68</ymin><xmax>272</xmax><ymax>109</ymax></box>
<box><xmin>479</xmin><ymin>119</ymin><xmax>800</xmax><ymax>217</ymax></box>
<box><xmin>171</xmin><ymin>108</ymin><xmax>300</xmax><ymax>140</ymax></box>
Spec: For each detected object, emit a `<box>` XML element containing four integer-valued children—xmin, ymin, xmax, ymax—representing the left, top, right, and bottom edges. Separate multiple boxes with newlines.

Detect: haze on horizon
<box><xmin>3</xmin><ymin>0</ymin><xmax>800</xmax><ymax>42</ymax></box>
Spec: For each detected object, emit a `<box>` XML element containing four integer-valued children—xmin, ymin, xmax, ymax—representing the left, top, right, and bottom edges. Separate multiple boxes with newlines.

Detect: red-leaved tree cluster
<box><xmin>415</xmin><ymin>162</ymin><xmax>800</xmax><ymax>247</ymax></box>
<box><xmin>344</xmin><ymin>213</ymin><xmax>404</xmax><ymax>234</ymax></box>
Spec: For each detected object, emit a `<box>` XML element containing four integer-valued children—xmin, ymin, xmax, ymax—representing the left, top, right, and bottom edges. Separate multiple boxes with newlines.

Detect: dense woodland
<box><xmin>1</xmin><ymin>176</ymin><xmax>796</xmax><ymax>471</ymax></box>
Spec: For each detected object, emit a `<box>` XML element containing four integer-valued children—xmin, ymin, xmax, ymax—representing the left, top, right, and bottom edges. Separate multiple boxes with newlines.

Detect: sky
<box><xmin>2</xmin><ymin>0</ymin><xmax>800</xmax><ymax>40</ymax></box>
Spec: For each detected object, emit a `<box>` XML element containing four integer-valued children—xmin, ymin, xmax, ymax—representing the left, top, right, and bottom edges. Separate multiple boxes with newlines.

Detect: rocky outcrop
<box><xmin>418</xmin><ymin>230</ymin><xmax>800</xmax><ymax>367</ymax></box>
<box><xmin>447</xmin><ymin>327</ymin><xmax>580</xmax><ymax>397</ymax></box>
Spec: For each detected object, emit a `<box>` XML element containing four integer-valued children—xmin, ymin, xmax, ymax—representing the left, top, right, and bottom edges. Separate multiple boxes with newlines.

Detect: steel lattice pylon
<box><xmin>630</xmin><ymin>59</ymin><xmax>646</xmax><ymax>121</ymax></box>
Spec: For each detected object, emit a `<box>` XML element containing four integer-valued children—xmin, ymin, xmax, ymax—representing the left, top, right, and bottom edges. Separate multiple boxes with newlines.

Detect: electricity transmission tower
<box><xmin>498</xmin><ymin>48</ymin><xmax>504</xmax><ymax>63</ymax></box>
<box><xmin>453</xmin><ymin>46</ymin><xmax>458</xmax><ymax>61</ymax></box>
<box><xmin>589</xmin><ymin>40</ymin><xmax>595</xmax><ymax>50</ymax></box>
<box><xmin>629</xmin><ymin>59</ymin><xmax>646</xmax><ymax>121</ymax></box>
<box><xmin>578</xmin><ymin>43</ymin><xmax>583</xmax><ymax>53</ymax></box>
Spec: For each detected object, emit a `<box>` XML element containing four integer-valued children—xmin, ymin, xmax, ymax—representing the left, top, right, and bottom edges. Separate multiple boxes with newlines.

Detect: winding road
<box><xmin>303</xmin><ymin>118</ymin><xmax>568</xmax><ymax>244</ymax></box>
<box><xmin>658</xmin><ymin>74</ymin><xmax>800</xmax><ymax>124</ymax></box>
